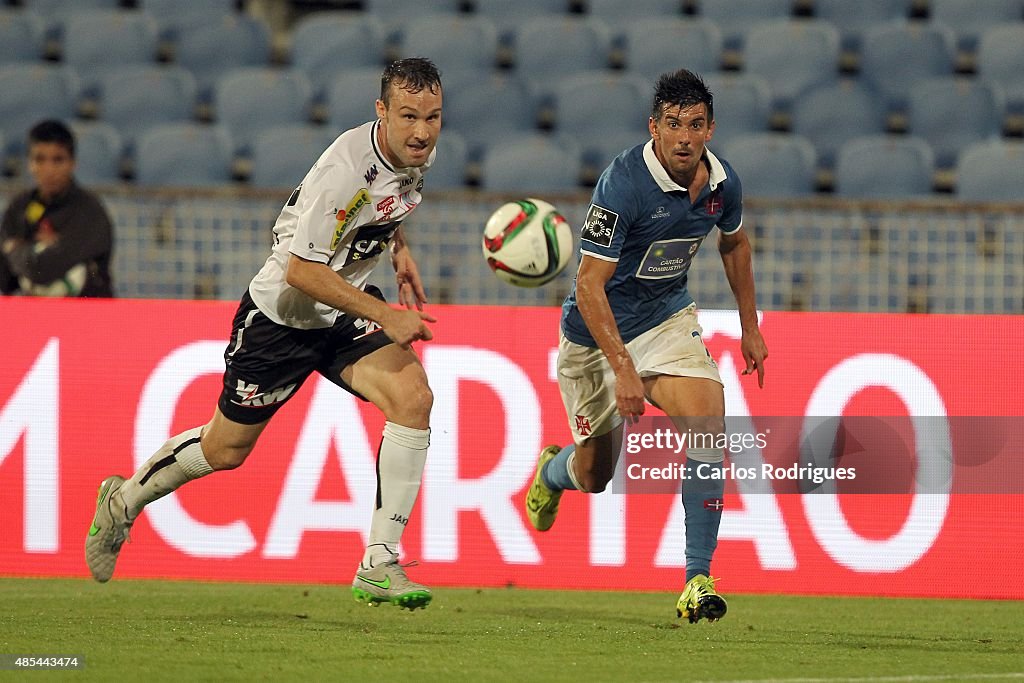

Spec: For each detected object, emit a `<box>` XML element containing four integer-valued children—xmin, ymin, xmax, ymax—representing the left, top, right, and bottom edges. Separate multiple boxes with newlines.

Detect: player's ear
<box><xmin>706</xmin><ymin>119</ymin><xmax>715</xmax><ymax>142</ymax></box>
<box><xmin>375</xmin><ymin>98</ymin><xmax>386</xmax><ymax>120</ymax></box>
<box><xmin>648</xmin><ymin>116</ymin><xmax>658</xmax><ymax>139</ymax></box>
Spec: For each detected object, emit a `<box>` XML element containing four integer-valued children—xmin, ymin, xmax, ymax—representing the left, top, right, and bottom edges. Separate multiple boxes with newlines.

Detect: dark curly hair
<box><xmin>651</xmin><ymin>69</ymin><xmax>713</xmax><ymax>122</ymax></box>
<box><xmin>380</xmin><ymin>57</ymin><xmax>442</xmax><ymax>107</ymax></box>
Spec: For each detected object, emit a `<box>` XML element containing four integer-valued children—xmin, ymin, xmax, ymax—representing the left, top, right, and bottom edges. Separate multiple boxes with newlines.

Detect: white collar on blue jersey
<box><xmin>643</xmin><ymin>139</ymin><xmax>727</xmax><ymax>193</ymax></box>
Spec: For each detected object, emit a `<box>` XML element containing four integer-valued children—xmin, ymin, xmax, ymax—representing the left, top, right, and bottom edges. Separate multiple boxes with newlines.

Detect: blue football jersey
<box><xmin>561</xmin><ymin>140</ymin><xmax>743</xmax><ymax>347</ymax></box>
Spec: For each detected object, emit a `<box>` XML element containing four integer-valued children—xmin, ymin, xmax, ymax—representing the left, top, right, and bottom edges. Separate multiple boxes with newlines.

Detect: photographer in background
<box><xmin>1</xmin><ymin>119</ymin><xmax>114</xmax><ymax>297</ymax></box>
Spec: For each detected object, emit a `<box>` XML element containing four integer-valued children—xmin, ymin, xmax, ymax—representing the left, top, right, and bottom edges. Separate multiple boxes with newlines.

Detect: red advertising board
<box><xmin>2</xmin><ymin>298</ymin><xmax>1021</xmax><ymax>598</ymax></box>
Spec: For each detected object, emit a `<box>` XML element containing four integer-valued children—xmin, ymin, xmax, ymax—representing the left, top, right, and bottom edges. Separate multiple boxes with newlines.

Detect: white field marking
<box><xmin>699</xmin><ymin>674</ymin><xmax>1024</xmax><ymax>683</ymax></box>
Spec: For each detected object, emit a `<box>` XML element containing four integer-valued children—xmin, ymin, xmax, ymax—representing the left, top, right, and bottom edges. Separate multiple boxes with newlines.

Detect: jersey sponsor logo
<box><xmin>344</xmin><ymin>221</ymin><xmax>399</xmax><ymax>266</ymax></box>
<box><xmin>376</xmin><ymin>196</ymin><xmax>396</xmax><ymax>220</ymax></box>
<box><xmin>575</xmin><ymin>415</ymin><xmax>593</xmax><ymax>436</ymax></box>
<box><xmin>650</xmin><ymin>206</ymin><xmax>671</xmax><ymax>220</ymax></box>
<box><xmin>330</xmin><ymin>188</ymin><xmax>371</xmax><ymax>250</ymax></box>
<box><xmin>635</xmin><ymin>237</ymin><xmax>703</xmax><ymax>280</ymax></box>
<box><xmin>581</xmin><ymin>204</ymin><xmax>618</xmax><ymax>248</ymax></box>
<box><xmin>705</xmin><ymin>192</ymin><xmax>722</xmax><ymax>215</ymax></box>
<box><xmin>233</xmin><ymin>380</ymin><xmax>297</xmax><ymax>407</ymax></box>
<box><xmin>399</xmin><ymin>176</ymin><xmax>414</xmax><ymax>189</ymax></box>
<box><xmin>364</xmin><ymin>164</ymin><xmax>379</xmax><ymax>185</ymax></box>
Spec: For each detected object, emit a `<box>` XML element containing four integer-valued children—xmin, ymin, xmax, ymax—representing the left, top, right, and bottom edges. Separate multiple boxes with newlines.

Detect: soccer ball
<box><xmin>482</xmin><ymin>198</ymin><xmax>573</xmax><ymax>287</ymax></box>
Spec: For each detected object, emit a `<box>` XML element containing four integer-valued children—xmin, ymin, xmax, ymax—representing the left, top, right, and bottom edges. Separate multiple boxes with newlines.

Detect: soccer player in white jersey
<box><xmin>524</xmin><ymin>69</ymin><xmax>768</xmax><ymax>622</ymax></box>
<box><xmin>86</xmin><ymin>58</ymin><xmax>443</xmax><ymax>610</ymax></box>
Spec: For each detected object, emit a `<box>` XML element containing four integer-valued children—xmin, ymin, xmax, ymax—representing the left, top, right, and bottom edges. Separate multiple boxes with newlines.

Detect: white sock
<box><xmin>117</xmin><ymin>427</ymin><xmax>214</xmax><ymax>520</ymax></box>
<box><xmin>362</xmin><ymin>421</ymin><xmax>429</xmax><ymax>568</ymax></box>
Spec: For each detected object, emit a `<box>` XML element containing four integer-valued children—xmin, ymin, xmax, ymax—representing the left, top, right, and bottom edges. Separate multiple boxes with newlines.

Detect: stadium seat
<box><xmin>442</xmin><ymin>73</ymin><xmax>538</xmax><ymax>157</ymax></box>
<box><xmin>397</xmin><ymin>15</ymin><xmax>499</xmax><ymax>73</ymax></box>
<box><xmin>790</xmin><ymin>80</ymin><xmax>887</xmax><ymax>169</ymax></box>
<box><xmin>0</xmin><ymin>64</ymin><xmax>79</xmax><ymax>160</ymax></box>
<box><xmin>134</xmin><ymin>123</ymin><xmax>235</xmax><ymax>187</ymax></box>
<box><xmin>833</xmin><ymin>135</ymin><xmax>935</xmax><ymax>199</ymax></box>
<box><xmin>363</xmin><ymin>0</ymin><xmax>461</xmax><ymax>40</ymax></box>
<box><xmin>424</xmin><ymin>130</ymin><xmax>469</xmax><ymax>190</ymax></box>
<box><xmin>623</xmin><ymin>18</ymin><xmax>723</xmax><ymax>83</ymax></box>
<box><xmin>61</xmin><ymin>11</ymin><xmax>159</xmax><ymax>93</ymax></box>
<box><xmin>860</xmin><ymin>22</ymin><xmax>956</xmax><ymax>113</ymax></box>
<box><xmin>290</xmin><ymin>13</ymin><xmax>386</xmax><ymax>102</ymax></box>
<box><xmin>172</xmin><ymin>14</ymin><xmax>272</xmax><ymax>100</ymax></box>
<box><xmin>248</xmin><ymin>124</ymin><xmax>337</xmax><ymax>190</ymax></box>
<box><xmin>214</xmin><ymin>68</ymin><xmax>313</xmax><ymax>154</ymax></box>
<box><xmin>479</xmin><ymin>134</ymin><xmax>583</xmax><ymax>192</ymax></box>
<box><xmin>696</xmin><ymin>0</ymin><xmax>794</xmax><ymax>51</ymax></box>
<box><xmin>0</xmin><ymin>10</ymin><xmax>46</xmax><ymax>63</ymax></box>
<box><xmin>929</xmin><ymin>0</ymin><xmax>1024</xmax><ymax>52</ymax></box>
<box><xmin>722</xmin><ymin>133</ymin><xmax>817</xmax><ymax>198</ymax></box>
<box><xmin>69</xmin><ymin>121</ymin><xmax>123</xmax><ymax>185</ymax></box>
<box><xmin>136</xmin><ymin>0</ymin><xmax>237</xmax><ymax>40</ymax></box>
<box><xmin>552</xmin><ymin>71</ymin><xmax>651</xmax><ymax>143</ymax></box>
<box><xmin>585</xmin><ymin>129</ymin><xmax>651</xmax><ymax>178</ymax></box>
<box><xmin>955</xmin><ymin>140</ymin><xmax>1024</xmax><ymax>202</ymax></box>
<box><xmin>511</xmin><ymin>16</ymin><xmax>612</xmax><ymax>86</ymax></box>
<box><xmin>907</xmin><ymin>77</ymin><xmax>1004</xmax><ymax>169</ymax></box>
<box><xmin>470</xmin><ymin>0</ymin><xmax>570</xmax><ymax>41</ymax></box>
<box><xmin>742</xmin><ymin>20</ymin><xmax>840</xmax><ymax>112</ymax></box>
<box><xmin>701</xmin><ymin>72</ymin><xmax>773</xmax><ymax>151</ymax></box>
<box><xmin>977</xmin><ymin>25</ymin><xmax>1024</xmax><ymax>113</ymax></box>
<box><xmin>21</xmin><ymin>0</ymin><xmax>118</xmax><ymax>23</ymax></box>
<box><xmin>586</xmin><ymin>0</ymin><xmax>684</xmax><ymax>24</ymax></box>
<box><xmin>97</xmin><ymin>65</ymin><xmax>197</xmax><ymax>148</ymax></box>
<box><xmin>326</xmin><ymin>67</ymin><xmax>388</xmax><ymax>132</ymax></box>
<box><xmin>812</xmin><ymin>0</ymin><xmax>912</xmax><ymax>52</ymax></box>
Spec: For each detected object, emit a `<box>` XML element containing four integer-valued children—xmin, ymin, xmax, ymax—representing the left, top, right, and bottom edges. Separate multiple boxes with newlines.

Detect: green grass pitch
<box><xmin>1</xmin><ymin>578</ymin><xmax>1022</xmax><ymax>682</ymax></box>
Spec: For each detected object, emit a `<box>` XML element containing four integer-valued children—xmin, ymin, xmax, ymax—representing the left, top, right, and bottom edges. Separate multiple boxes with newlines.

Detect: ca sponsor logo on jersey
<box><xmin>330</xmin><ymin>188</ymin><xmax>370</xmax><ymax>250</ymax></box>
<box><xmin>234</xmin><ymin>380</ymin><xmax>297</xmax><ymax>407</ymax></box>
<box><xmin>581</xmin><ymin>204</ymin><xmax>618</xmax><ymax>248</ymax></box>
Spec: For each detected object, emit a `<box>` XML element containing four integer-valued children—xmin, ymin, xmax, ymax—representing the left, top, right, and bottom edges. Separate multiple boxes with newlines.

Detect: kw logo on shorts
<box><xmin>234</xmin><ymin>381</ymin><xmax>297</xmax><ymax>407</ymax></box>
<box><xmin>331</xmin><ymin>188</ymin><xmax>371</xmax><ymax>250</ymax></box>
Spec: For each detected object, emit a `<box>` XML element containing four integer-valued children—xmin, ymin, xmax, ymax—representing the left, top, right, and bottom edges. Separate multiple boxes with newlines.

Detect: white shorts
<box><xmin>556</xmin><ymin>304</ymin><xmax>723</xmax><ymax>443</ymax></box>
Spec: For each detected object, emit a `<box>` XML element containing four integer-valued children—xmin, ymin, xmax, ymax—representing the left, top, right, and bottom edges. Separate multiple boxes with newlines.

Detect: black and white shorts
<box><xmin>217</xmin><ymin>287</ymin><xmax>393</xmax><ymax>425</ymax></box>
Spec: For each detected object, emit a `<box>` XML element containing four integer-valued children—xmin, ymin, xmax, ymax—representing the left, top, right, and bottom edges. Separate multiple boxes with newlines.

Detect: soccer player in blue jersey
<box><xmin>525</xmin><ymin>68</ymin><xmax>768</xmax><ymax>622</ymax></box>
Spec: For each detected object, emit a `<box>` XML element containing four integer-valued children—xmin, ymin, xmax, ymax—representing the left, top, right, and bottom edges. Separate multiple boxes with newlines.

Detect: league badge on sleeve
<box><xmin>581</xmin><ymin>204</ymin><xmax>618</xmax><ymax>248</ymax></box>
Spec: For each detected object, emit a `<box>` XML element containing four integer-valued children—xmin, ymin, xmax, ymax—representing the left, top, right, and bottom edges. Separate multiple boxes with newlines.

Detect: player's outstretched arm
<box><xmin>285</xmin><ymin>254</ymin><xmax>435</xmax><ymax>349</ymax></box>
<box><xmin>391</xmin><ymin>226</ymin><xmax>428</xmax><ymax>311</ymax></box>
<box><xmin>719</xmin><ymin>228</ymin><xmax>768</xmax><ymax>387</ymax></box>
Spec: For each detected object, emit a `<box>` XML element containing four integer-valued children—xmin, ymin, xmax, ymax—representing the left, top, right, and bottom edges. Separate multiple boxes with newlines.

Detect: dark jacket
<box><xmin>0</xmin><ymin>181</ymin><xmax>114</xmax><ymax>297</ymax></box>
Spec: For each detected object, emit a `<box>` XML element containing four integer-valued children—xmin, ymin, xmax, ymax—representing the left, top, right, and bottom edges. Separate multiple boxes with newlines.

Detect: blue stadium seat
<box><xmin>479</xmin><ymin>134</ymin><xmax>582</xmax><ymax>192</ymax></box>
<box><xmin>97</xmin><ymin>65</ymin><xmax>197</xmax><ymax>148</ymax></box>
<box><xmin>742</xmin><ymin>20</ymin><xmax>840</xmax><ymax>112</ymax></box>
<box><xmin>907</xmin><ymin>77</ymin><xmax>1005</xmax><ymax>169</ymax></box>
<box><xmin>61</xmin><ymin>11</ymin><xmax>159</xmax><ymax>92</ymax></box>
<box><xmin>425</xmin><ymin>130</ymin><xmax>469</xmax><ymax>190</ymax></box>
<box><xmin>248</xmin><ymin>124</ymin><xmax>336</xmax><ymax>190</ymax></box>
<box><xmin>586</xmin><ymin>129</ymin><xmax>651</xmax><ymax>177</ymax></box>
<box><xmin>470</xmin><ymin>0</ymin><xmax>570</xmax><ymax>41</ymax></box>
<box><xmin>977</xmin><ymin>25</ymin><xmax>1024</xmax><ymax>113</ymax></box>
<box><xmin>137</xmin><ymin>0</ymin><xmax>237</xmax><ymax>40</ymax></box>
<box><xmin>0</xmin><ymin>65</ymin><xmax>79</xmax><ymax>159</ymax></box>
<box><xmin>21</xmin><ymin>0</ymin><xmax>118</xmax><ymax>24</ymax></box>
<box><xmin>860</xmin><ymin>22</ymin><xmax>956</xmax><ymax>113</ymax></box>
<box><xmin>586</xmin><ymin>0</ymin><xmax>684</xmax><ymax>24</ymax></box>
<box><xmin>69</xmin><ymin>121</ymin><xmax>123</xmax><ymax>185</ymax></box>
<box><xmin>812</xmin><ymin>0</ymin><xmax>912</xmax><ymax>52</ymax></box>
<box><xmin>363</xmin><ymin>0</ymin><xmax>461</xmax><ymax>40</ymax></box>
<box><xmin>722</xmin><ymin>133</ymin><xmax>817</xmax><ymax>197</ymax></box>
<box><xmin>552</xmin><ymin>71</ymin><xmax>650</xmax><ymax>142</ymax></box>
<box><xmin>696</xmin><ymin>0</ymin><xmax>794</xmax><ymax>51</ymax></box>
<box><xmin>511</xmin><ymin>16</ymin><xmax>612</xmax><ymax>86</ymax></box>
<box><xmin>397</xmin><ymin>15</ymin><xmax>499</xmax><ymax>72</ymax></box>
<box><xmin>0</xmin><ymin>10</ymin><xmax>46</xmax><ymax>63</ymax></box>
<box><xmin>214</xmin><ymin>68</ymin><xmax>313</xmax><ymax>154</ymax></box>
<box><xmin>173</xmin><ymin>14</ymin><xmax>272</xmax><ymax>100</ymax></box>
<box><xmin>442</xmin><ymin>73</ymin><xmax>538</xmax><ymax>157</ymax></box>
<box><xmin>623</xmin><ymin>18</ymin><xmax>722</xmax><ymax>83</ymax></box>
<box><xmin>929</xmin><ymin>0</ymin><xmax>1024</xmax><ymax>52</ymax></box>
<box><xmin>956</xmin><ymin>140</ymin><xmax>1024</xmax><ymax>202</ymax></box>
<box><xmin>790</xmin><ymin>80</ymin><xmax>887</xmax><ymax>168</ymax></box>
<box><xmin>135</xmin><ymin>123</ymin><xmax>235</xmax><ymax>187</ymax></box>
<box><xmin>326</xmin><ymin>67</ymin><xmax>387</xmax><ymax>132</ymax></box>
<box><xmin>701</xmin><ymin>72</ymin><xmax>773</xmax><ymax>150</ymax></box>
<box><xmin>833</xmin><ymin>135</ymin><xmax>935</xmax><ymax>199</ymax></box>
<box><xmin>290</xmin><ymin>13</ymin><xmax>386</xmax><ymax>102</ymax></box>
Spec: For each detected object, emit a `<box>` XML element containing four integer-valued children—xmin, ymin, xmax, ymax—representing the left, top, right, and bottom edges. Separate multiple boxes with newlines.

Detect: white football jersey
<box><xmin>249</xmin><ymin>119</ymin><xmax>433</xmax><ymax>329</ymax></box>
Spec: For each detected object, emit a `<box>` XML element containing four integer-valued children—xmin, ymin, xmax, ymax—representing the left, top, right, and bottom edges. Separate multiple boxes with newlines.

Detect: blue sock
<box><xmin>540</xmin><ymin>445</ymin><xmax>578</xmax><ymax>491</ymax></box>
<box><xmin>683</xmin><ymin>459</ymin><xmax>725</xmax><ymax>582</ymax></box>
